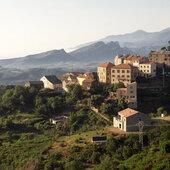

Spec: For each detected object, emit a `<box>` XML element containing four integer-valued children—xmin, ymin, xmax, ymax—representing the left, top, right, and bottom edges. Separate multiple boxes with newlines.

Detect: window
<box><xmin>144</xmin><ymin>66</ymin><xmax>146</xmax><ymax>68</ymax></box>
<box><xmin>127</xmin><ymin>75</ymin><xmax>130</xmax><ymax>78</ymax></box>
<box><xmin>141</xmin><ymin>66</ymin><xmax>142</xmax><ymax>68</ymax></box>
<box><xmin>147</xmin><ymin>66</ymin><xmax>149</xmax><ymax>68</ymax></box>
<box><xmin>117</xmin><ymin>70</ymin><xmax>120</xmax><ymax>73</ymax></box>
<box><xmin>130</xmin><ymin>91</ymin><xmax>133</xmax><ymax>93</ymax></box>
<box><xmin>117</xmin><ymin>75</ymin><xmax>120</xmax><ymax>78</ymax></box>
<box><xmin>112</xmin><ymin>75</ymin><xmax>115</xmax><ymax>77</ymax></box>
<box><xmin>147</xmin><ymin>70</ymin><xmax>149</xmax><ymax>72</ymax></box>
<box><xmin>127</xmin><ymin>70</ymin><xmax>130</xmax><ymax>73</ymax></box>
<box><xmin>122</xmin><ymin>70</ymin><xmax>125</xmax><ymax>73</ymax></box>
<box><xmin>122</xmin><ymin>75</ymin><xmax>125</xmax><ymax>78</ymax></box>
<box><xmin>112</xmin><ymin>70</ymin><xmax>115</xmax><ymax>73</ymax></box>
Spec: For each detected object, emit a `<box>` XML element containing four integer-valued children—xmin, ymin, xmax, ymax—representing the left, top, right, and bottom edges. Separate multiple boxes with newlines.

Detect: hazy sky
<box><xmin>0</xmin><ymin>0</ymin><xmax>170</xmax><ymax>59</ymax></box>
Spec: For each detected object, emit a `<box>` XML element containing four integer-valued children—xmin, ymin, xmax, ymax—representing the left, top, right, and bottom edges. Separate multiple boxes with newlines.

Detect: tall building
<box><xmin>116</xmin><ymin>82</ymin><xmax>137</xmax><ymax>108</ymax></box>
<box><xmin>149</xmin><ymin>49</ymin><xmax>170</xmax><ymax>67</ymax></box>
<box><xmin>139</xmin><ymin>62</ymin><xmax>156</xmax><ymax>78</ymax></box>
<box><xmin>97</xmin><ymin>62</ymin><xmax>115</xmax><ymax>84</ymax></box>
<box><xmin>111</xmin><ymin>64</ymin><xmax>138</xmax><ymax>86</ymax></box>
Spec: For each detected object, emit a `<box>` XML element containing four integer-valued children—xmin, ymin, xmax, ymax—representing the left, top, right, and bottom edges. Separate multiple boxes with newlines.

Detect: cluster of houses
<box><xmin>25</xmin><ymin>72</ymin><xmax>98</xmax><ymax>93</ymax></box>
<box><xmin>97</xmin><ymin>54</ymin><xmax>156</xmax><ymax>86</ymax></box>
<box><xmin>25</xmin><ymin>53</ymin><xmax>156</xmax><ymax>133</ymax></box>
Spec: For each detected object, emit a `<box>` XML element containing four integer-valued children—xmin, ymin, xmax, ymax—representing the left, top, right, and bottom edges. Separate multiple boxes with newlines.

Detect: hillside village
<box><xmin>24</xmin><ymin>47</ymin><xmax>170</xmax><ymax>132</ymax></box>
<box><xmin>0</xmin><ymin>48</ymin><xmax>170</xmax><ymax>169</ymax></box>
<box><xmin>0</xmin><ymin>60</ymin><xmax>169</xmax><ymax>170</ymax></box>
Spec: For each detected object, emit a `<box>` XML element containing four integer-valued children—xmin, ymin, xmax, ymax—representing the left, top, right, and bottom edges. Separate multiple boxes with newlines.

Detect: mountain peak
<box><xmin>133</xmin><ymin>29</ymin><xmax>146</xmax><ymax>34</ymax></box>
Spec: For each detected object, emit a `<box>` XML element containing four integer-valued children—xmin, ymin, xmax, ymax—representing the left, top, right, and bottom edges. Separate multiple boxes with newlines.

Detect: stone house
<box><xmin>25</xmin><ymin>81</ymin><xmax>44</xmax><ymax>89</ymax></box>
<box><xmin>97</xmin><ymin>62</ymin><xmax>115</xmax><ymax>84</ymax></box>
<box><xmin>40</xmin><ymin>75</ymin><xmax>62</xmax><ymax>92</ymax></box>
<box><xmin>62</xmin><ymin>80</ymin><xmax>78</xmax><ymax>92</ymax></box>
<box><xmin>113</xmin><ymin>108</ymin><xmax>151</xmax><ymax>132</ymax></box>
<box><xmin>132</xmin><ymin>56</ymin><xmax>148</xmax><ymax>67</ymax></box>
<box><xmin>114</xmin><ymin>54</ymin><xmax>128</xmax><ymax>65</ymax></box>
<box><xmin>116</xmin><ymin>82</ymin><xmax>137</xmax><ymax>109</ymax></box>
<box><xmin>82</xmin><ymin>79</ymin><xmax>96</xmax><ymax>90</ymax></box>
<box><xmin>111</xmin><ymin>64</ymin><xmax>138</xmax><ymax>86</ymax></box>
<box><xmin>149</xmin><ymin>49</ymin><xmax>170</xmax><ymax>68</ymax></box>
<box><xmin>139</xmin><ymin>62</ymin><xmax>156</xmax><ymax>78</ymax></box>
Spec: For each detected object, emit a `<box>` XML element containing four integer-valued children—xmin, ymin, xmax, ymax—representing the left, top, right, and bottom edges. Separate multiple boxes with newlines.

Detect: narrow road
<box><xmin>91</xmin><ymin>107</ymin><xmax>112</xmax><ymax>125</ymax></box>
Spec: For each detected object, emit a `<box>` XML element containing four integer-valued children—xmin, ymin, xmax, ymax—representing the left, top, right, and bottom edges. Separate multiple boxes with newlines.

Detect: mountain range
<box><xmin>0</xmin><ymin>28</ymin><xmax>170</xmax><ymax>70</ymax></box>
<box><xmin>0</xmin><ymin>28</ymin><xmax>170</xmax><ymax>84</ymax></box>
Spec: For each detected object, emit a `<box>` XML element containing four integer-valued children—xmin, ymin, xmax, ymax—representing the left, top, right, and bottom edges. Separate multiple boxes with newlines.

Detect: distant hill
<box><xmin>73</xmin><ymin>28</ymin><xmax>170</xmax><ymax>56</ymax></box>
<box><xmin>69</xmin><ymin>41</ymin><xmax>133</xmax><ymax>63</ymax></box>
<box><xmin>0</xmin><ymin>42</ymin><xmax>132</xmax><ymax>69</ymax></box>
<box><xmin>0</xmin><ymin>49</ymin><xmax>76</xmax><ymax>69</ymax></box>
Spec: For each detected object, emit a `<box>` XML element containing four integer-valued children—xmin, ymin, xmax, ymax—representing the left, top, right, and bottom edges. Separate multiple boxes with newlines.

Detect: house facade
<box><xmin>40</xmin><ymin>75</ymin><xmax>62</xmax><ymax>92</ymax></box>
<box><xmin>149</xmin><ymin>49</ymin><xmax>170</xmax><ymax>68</ymax></box>
<box><xmin>111</xmin><ymin>64</ymin><xmax>138</xmax><ymax>86</ymax></box>
<box><xmin>97</xmin><ymin>62</ymin><xmax>115</xmax><ymax>84</ymax></box>
<box><xmin>113</xmin><ymin>108</ymin><xmax>151</xmax><ymax>132</ymax></box>
<box><xmin>139</xmin><ymin>62</ymin><xmax>156</xmax><ymax>78</ymax></box>
<box><xmin>116</xmin><ymin>82</ymin><xmax>137</xmax><ymax>109</ymax></box>
<box><xmin>114</xmin><ymin>54</ymin><xmax>127</xmax><ymax>65</ymax></box>
<box><xmin>132</xmin><ymin>56</ymin><xmax>148</xmax><ymax>67</ymax></box>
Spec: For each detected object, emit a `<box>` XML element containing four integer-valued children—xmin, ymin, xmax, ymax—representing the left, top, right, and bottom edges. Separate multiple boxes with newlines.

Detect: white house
<box><xmin>40</xmin><ymin>75</ymin><xmax>62</xmax><ymax>92</ymax></box>
<box><xmin>113</xmin><ymin>108</ymin><xmax>151</xmax><ymax>132</ymax></box>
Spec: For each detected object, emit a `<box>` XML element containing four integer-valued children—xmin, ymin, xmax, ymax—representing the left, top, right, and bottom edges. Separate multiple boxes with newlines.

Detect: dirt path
<box><xmin>91</xmin><ymin>107</ymin><xmax>112</xmax><ymax>124</ymax></box>
<box><xmin>104</xmin><ymin>126</ymin><xmax>138</xmax><ymax>135</ymax></box>
<box><xmin>152</xmin><ymin>116</ymin><xmax>170</xmax><ymax>122</ymax></box>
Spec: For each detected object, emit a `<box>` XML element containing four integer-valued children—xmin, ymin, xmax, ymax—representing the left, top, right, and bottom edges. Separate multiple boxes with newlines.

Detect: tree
<box><xmin>2</xmin><ymin>89</ymin><xmax>17</xmax><ymax>111</ymax></box>
<box><xmin>161</xmin><ymin>47</ymin><xmax>166</xmax><ymax>50</ymax></box>
<box><xmin>64</xmin><ymin>160</ymin><xmax>84</xmax><ymax>170</ymax></box>
<box><xmin>157</xmin><ymin>107</ymin><xmax>167</xmax><ymax>116</ymax></box>
<box><xmin>118</xmin><ymin>97</ymin><xmax>128</xmax><ymax>109</ymax></box>
<box><xmin>90</xmin><ymin>95</ymin><xmax>104</xmax><ymax>108</ymax></box>
<box><xmin>113</xmin><ymin>82</ymin><xmax>125</xmax><ymax>92</ymax></box>
<box><xmin>72</xmin><ymin>85</ymin><xmax>82</xmax><ymax>100</ymax></box>
<box><xmin>100</xmin><ymin>103</ymin><xmax>115</xmax><ymax>116</ymax></box>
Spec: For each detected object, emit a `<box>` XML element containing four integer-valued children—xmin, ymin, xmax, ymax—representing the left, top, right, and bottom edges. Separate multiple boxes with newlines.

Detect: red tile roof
<box><xmin>83</xmin><ymin>79</ymin><xmax>95</xmax><ymax>83</ymax></box>
<box><xmin>112</xmin><ymin>64</ymin><xmax>137</xmax><ymax>69</ymax></box>
<box><xmin>134</xmin><ymin>56</ymin><xmax>144</xmax><ymax>61</ymax></box>
<box><xmin>69</xmin><ymin>72</ymin><xmax>82</xmax><ymax>75</ymax></box>
<box><xmin>120</xmin><ymin>54</ymin><xmax>127</xmax><ymax>59</ymax></box>
<box><xmin>124</xmin><ymin>55</ymin><xmax>134</xmax><ymax>60</ymax></box>
<box><xmin>140</xmin><ymin>62</ymin><xmax>153</xmax><ymax>65</ymax></box>
<box><xmin>98</xmin><ymin>62</ymin><xmax>114</xmax><ymax>68</ymax></box>
<box><xmin>117</xmin><ymin>88</ymin><xmax>127</xmax><ymax>91</ymax></box>
<box><xmin>77</xmin><ymin>75</ymin><xmax>88</xmax><ymax>79</ymax></box>
<box><xmin>127</xmin><ymin>82</ymin><xmax>136</xmax><ymax>85</ymax></box>
<box><xmin>118</xmin><ymin>108</ymin><xmax>139</xmax><ymax>117</ymax></box>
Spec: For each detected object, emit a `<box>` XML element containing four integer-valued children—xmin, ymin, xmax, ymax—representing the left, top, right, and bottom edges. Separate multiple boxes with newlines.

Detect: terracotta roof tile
<box><xmin>124</xmin><ymin>55</ymin><xmax>134</xmax><ymax>60</ymax></box>
<box><xmin>77</xmin><ymin>75</ymin><xmax>88</xmax><ymax>79</ymax></box>
<box><xmin>98</xmin><ymin>62</ymin><xmax>115</xmax><ymax>68</ymax></box>
<box><xmin>117</xmin><ymin>88</ymin><xmax>127</xmax><ymax>91</ymax></box>
<box><xmin>118</xmin><ymin>108</ymin><xmax>139</xmax><ymax>117</ymax></box>
<box><xmin>127</xmin><ymin>82</ymin><xmax>136</xmax><ymax>85</ymax></box>
<box><xmin>112</xmin><ymin>64</ymin><xmax>137</xmax><ymax>69</ymax></box>
<box><xmin>134</xmin><ymin>56</ymin><xmax>145</xmax><ymax>61</ymax></box>
<box><xmin>140</xmin><ymin>62</ymin><xmax>153</xmax><ymax>65</ymax></box>
<box><xmin>83</xmin><ymin>79</ymin><xmax>95</xmax><ymax>83</ymax></box>
<box><xmin>119</xmin><ymin>54</ymin><xmax>127</xmax><ymax>59</ymax></box>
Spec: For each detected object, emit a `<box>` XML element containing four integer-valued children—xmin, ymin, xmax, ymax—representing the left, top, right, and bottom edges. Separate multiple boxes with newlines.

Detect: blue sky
<box><xmin>0</xmin><ymin>0</ymin><xmax>170</xmax><ymax>59</ymax></box>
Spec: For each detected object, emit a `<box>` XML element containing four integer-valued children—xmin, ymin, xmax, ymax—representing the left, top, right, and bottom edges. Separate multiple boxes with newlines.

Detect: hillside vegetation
<box><xmin>0</xmin><ymin>83</ymin><xmax>169</xmax><ymax>169</ymax></box>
